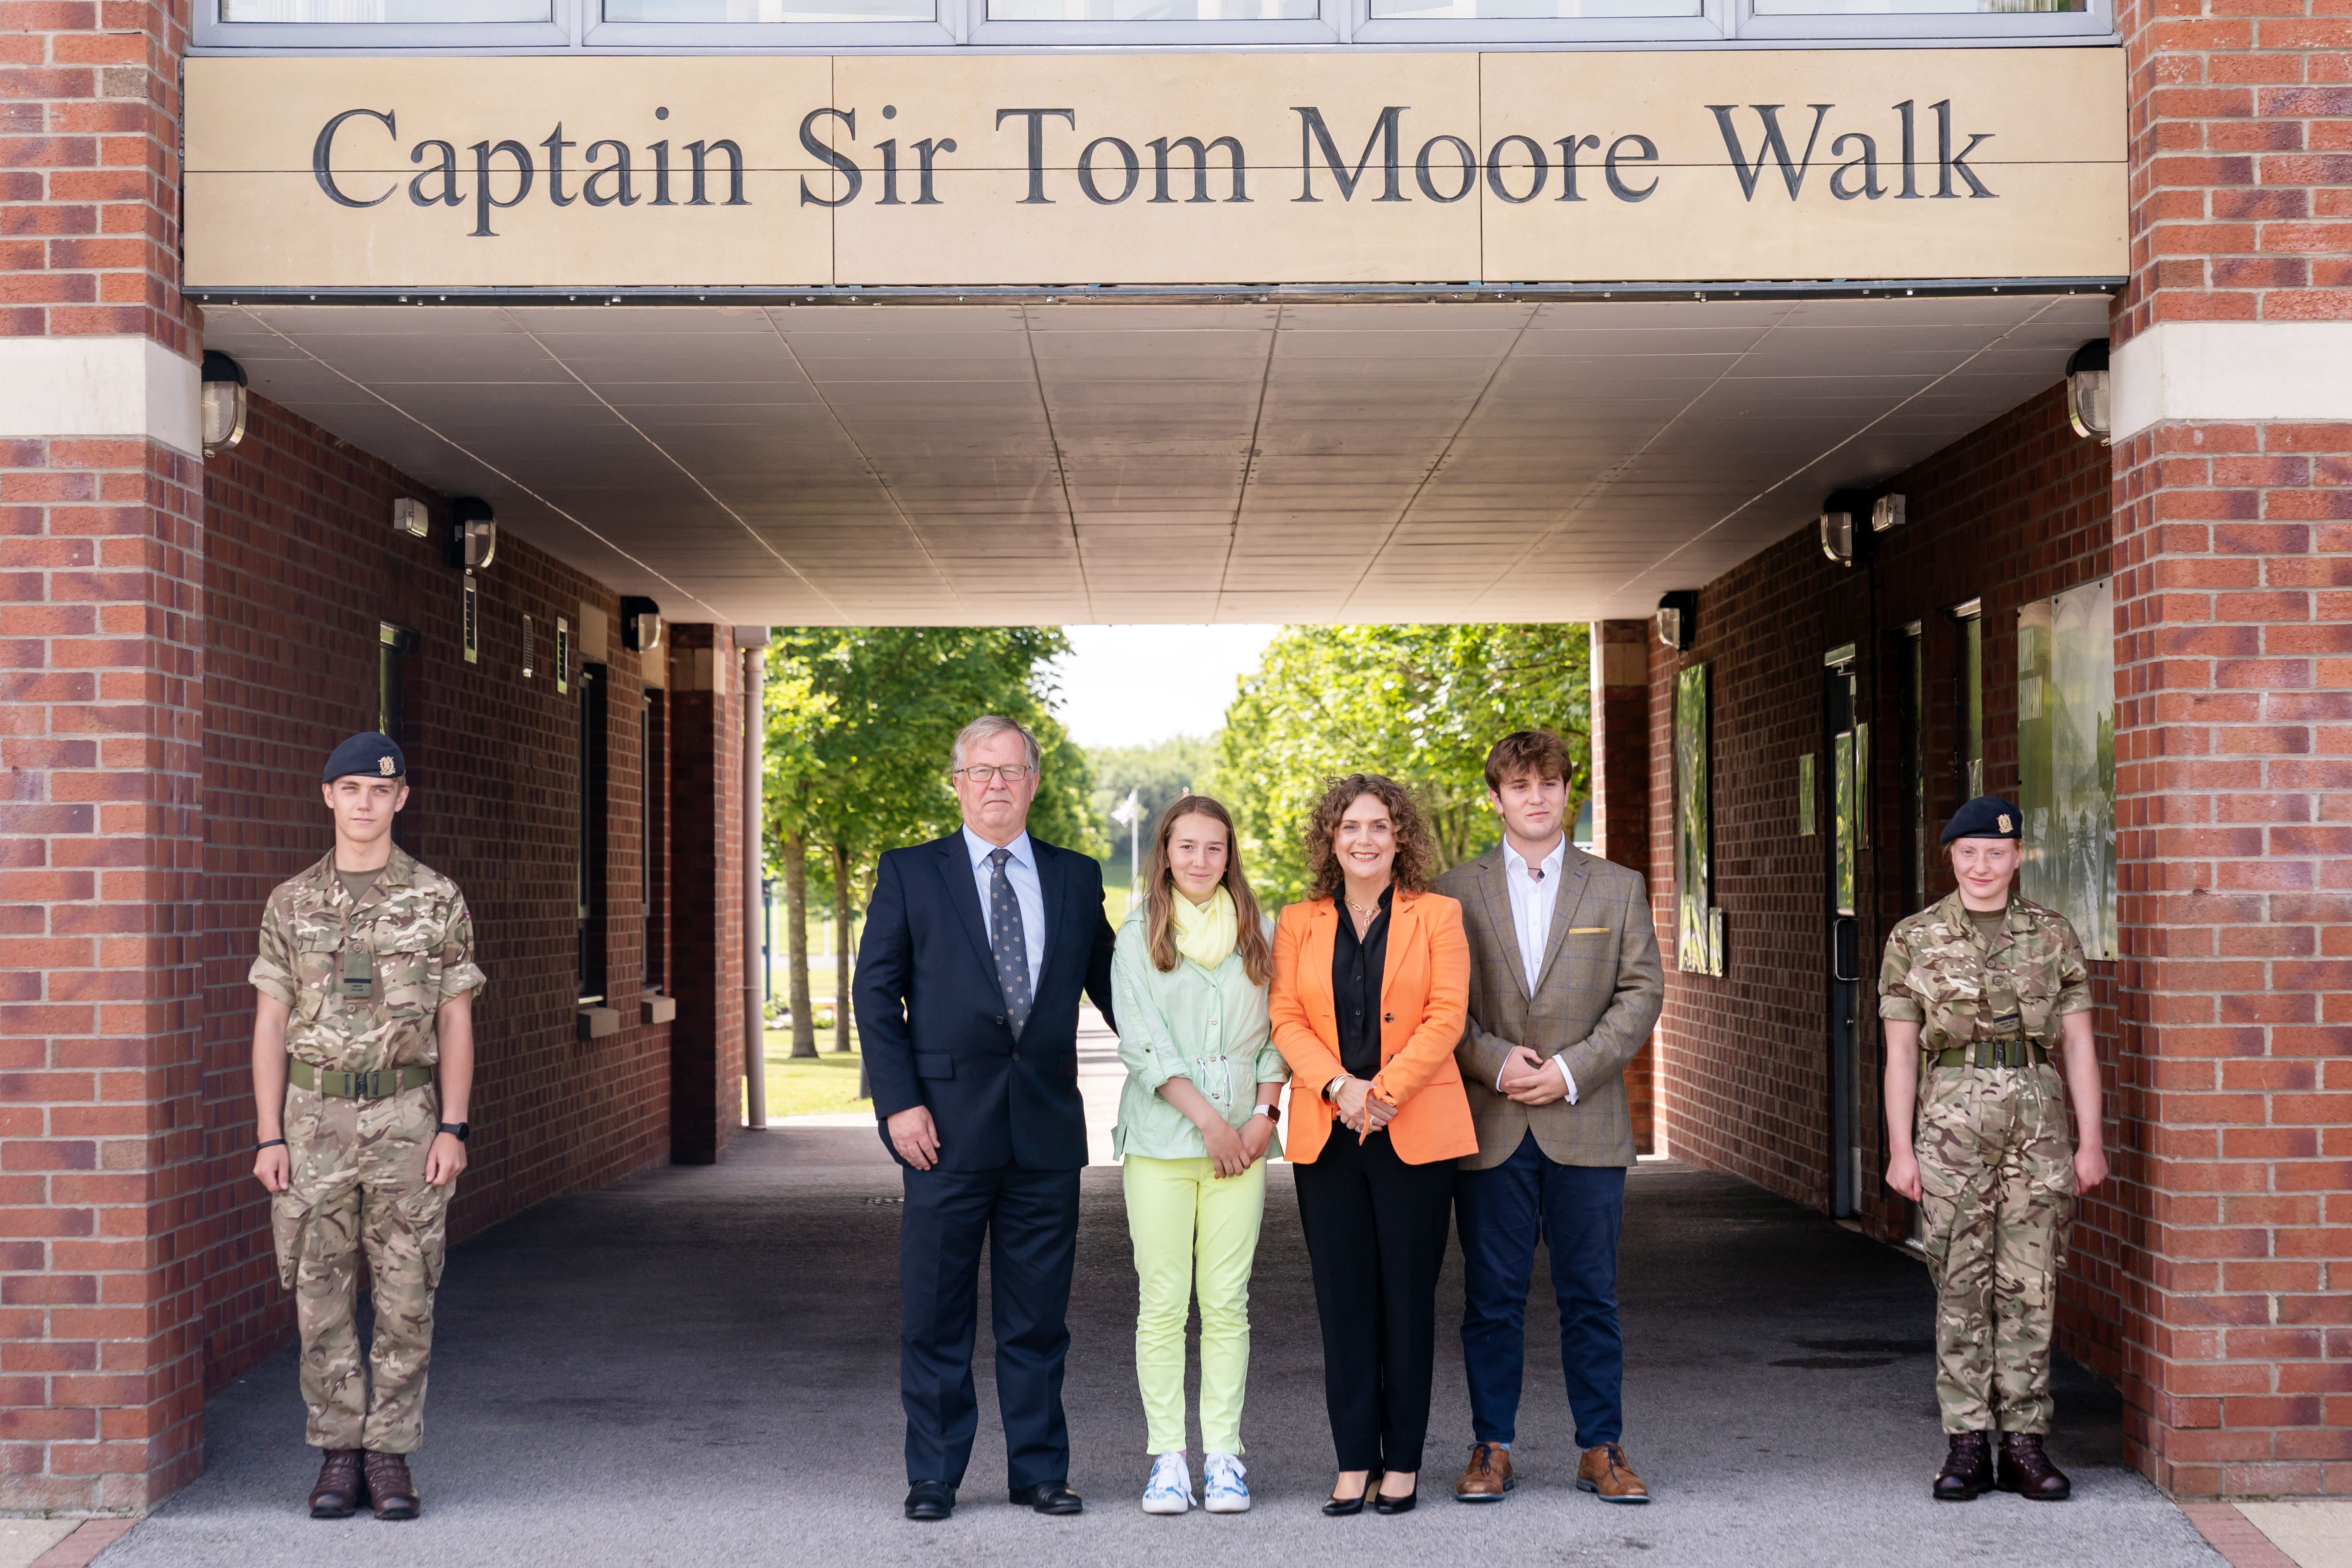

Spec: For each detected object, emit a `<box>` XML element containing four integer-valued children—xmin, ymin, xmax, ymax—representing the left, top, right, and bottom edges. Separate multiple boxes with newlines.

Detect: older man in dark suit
<box><xmin>1434</xmin><ymin>730</ymin><xmax>1665</xmax><ymax>1507</ymax></box>
<box><xmin>855</xmin><ymin>714</ymin><xmax>1117</xmax><ymax>1524</ymax></box>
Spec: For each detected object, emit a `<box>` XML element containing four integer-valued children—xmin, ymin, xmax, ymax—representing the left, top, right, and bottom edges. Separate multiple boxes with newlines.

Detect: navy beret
<box><xmin>1941</xmin><ymin>795</ymin><xmax>2020</xmax><ymax>844</ymax></box>
<box><xmin>323</xmin><ymin>732</ymin><xmax>406</xmax><ymax>783</ymax></box>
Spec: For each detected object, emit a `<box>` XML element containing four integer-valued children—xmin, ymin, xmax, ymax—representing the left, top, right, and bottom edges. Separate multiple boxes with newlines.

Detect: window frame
<box><xmin>192</xmin><ymin>0</ymin><xmax>2116</xmax><ymax>49</ymax></box>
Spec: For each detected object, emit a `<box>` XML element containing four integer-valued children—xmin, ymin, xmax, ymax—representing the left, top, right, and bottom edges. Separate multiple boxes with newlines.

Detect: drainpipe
<box><xmin>740</xmin><ymin>628</ymin><xmax>771</xmax><ymax>1129</ymax></box>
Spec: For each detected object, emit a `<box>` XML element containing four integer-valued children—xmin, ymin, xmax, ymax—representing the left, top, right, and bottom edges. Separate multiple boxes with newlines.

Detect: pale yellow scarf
<box><xmin>1169</xmin><ymin>884</ymin><xmax>1238</xmax><ymax>971</ymax></box>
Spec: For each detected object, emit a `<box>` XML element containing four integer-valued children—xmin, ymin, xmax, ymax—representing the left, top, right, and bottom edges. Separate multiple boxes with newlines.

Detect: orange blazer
<box><xmin>1270</xmin><ymin>888</ymin><xmax>1478</xmax><ymax>1166</ymax></box>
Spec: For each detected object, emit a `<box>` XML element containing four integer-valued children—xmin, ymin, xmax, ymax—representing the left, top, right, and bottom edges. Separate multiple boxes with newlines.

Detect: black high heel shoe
<box><xmin>1323</xmin><ymin>1470</ymin><xmax>1382</xmax><ymax>1517</ymax></box>
<box><xmin>1373</xmin><ymin>1477</ymin><xmax>1418</xmax><ymax>1515</ymax></box>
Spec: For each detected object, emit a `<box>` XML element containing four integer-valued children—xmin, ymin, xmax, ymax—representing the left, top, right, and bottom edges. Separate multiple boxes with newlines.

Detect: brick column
<box><xmin>665</xmin><ymin>625</ymin><xmax>744</xmax><ymax>1166</ymax></box>
<box><xmin>2110</xmin><ymin>0</ymin><xmax>2352</xmax><ymax>1499</ymax></box>
<box><xmin>1588</xmin><ymin>619</ymin><xmax>1655</xmax><ymax>1152</ymax></box>
<box><xmin>0</xmin><ymin>1</ymin><xmax>208</xmax><ymax>1511</ymax></box>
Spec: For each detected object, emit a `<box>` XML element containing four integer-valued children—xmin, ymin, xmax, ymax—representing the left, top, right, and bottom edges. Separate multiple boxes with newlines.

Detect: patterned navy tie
<box><xmin>987</xmin><ymin>847</ymin><xmax>1033</xmax><ymax>1038</ymax></box>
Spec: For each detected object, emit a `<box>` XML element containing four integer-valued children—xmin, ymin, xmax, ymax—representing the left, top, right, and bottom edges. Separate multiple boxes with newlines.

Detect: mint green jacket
<box><xmin>1109</xmin><ymin>905</ymin><xmax>1288</xmax><ymax>1162</ymax></box>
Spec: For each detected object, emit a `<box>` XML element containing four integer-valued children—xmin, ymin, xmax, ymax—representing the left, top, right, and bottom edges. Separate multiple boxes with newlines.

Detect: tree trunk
<box><xmin>784</xmin><ymin>831</ymin><xmax>816</xmax><ymax>1059</ymax></box>
<box><xmin>833</xmin><ymin>838</ymin><xmax>856</xmax><ymax>1057</ymax></box>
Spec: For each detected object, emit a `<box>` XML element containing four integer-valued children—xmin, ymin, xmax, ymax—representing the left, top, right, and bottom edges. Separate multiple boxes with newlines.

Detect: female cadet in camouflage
<box><xmin>248</xmin><ymin>733</ymin><xmax>483</xmax><ymax>1522</ymax></box>
<box><xmin>1878</xmin><ymin>795</ymin><xmax>2108</xmax><ymax>1504</ymax></box>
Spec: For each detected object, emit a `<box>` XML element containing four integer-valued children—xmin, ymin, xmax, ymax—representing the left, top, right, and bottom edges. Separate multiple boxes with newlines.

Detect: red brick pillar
<box><xmin>0</xmin><ymin>1</ymin><xmax>207</xmax><ymax>1511</ymax></box>
<box><xmin>2110</xmin><ymin>0</ymin><xmax>2352</xmax><ymax>1499</ymax></box>
<box><xmin>664</xmin><ymin>625</ymin><xmax>745</xmax><ymax>1165</ymax></box>
<box><xmin>1589</xmin><ymin>619</ymin><xmax>1656</xmax><ymax>1153</ymax></box>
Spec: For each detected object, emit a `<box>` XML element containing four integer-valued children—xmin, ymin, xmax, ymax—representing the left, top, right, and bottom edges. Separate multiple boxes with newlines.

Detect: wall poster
<box><xmin>2017</xmin><ymin>578</ymin><xmax>2116</xmax><ymax>960</ymax></box>
<box><xmin>1674</xmin><ymin>661</ymin><xmax>1724</xmax><ymax>976</ymax></box>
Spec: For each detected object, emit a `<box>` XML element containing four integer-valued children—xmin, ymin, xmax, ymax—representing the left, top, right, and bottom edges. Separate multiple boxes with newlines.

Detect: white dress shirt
<box><xmin>1495</xmin><ymin>836</ymin><xmax>1578</xmax><ymax>1104</ymax></box>
<box><xmin>963</xmin><ymin>826</ymin><xmax>1047</xmax><ymax>990</ymax></box>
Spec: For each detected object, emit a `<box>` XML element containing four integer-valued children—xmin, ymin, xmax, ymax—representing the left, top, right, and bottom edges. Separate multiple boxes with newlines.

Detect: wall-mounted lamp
<box><xmin>200</xmin><ymin>352</ymin><xmax>247</xmax><ymax>455</ymax></box>
<box><xmin>447</xmin><ymin>497</ymin><xmax>496</xmax><ymax>572</ymax></box>
<box><xmin>621</xmin><ymin>595</ymin><xmax>664</xmax><ymax>654</ymax></box>
<box><xmin>1871</xmin><ymin>494</ymin><xmax>1907</xmax><ymax>533</ymax></box>
<box><xmin>1818</xmin><ymin>489</ymin><xmax>1873</xmax><ymax>568</ymax></box>
<box><xmin>2066</xmin><ymin>341</ymin><xmax>2112</xmax><ymax>444</ymax></box>
<box><xmin>1656</xmin><ymin>589</ymin><xmax>1697</xmax><ymax>651</ymax></box>
<box><xmin>392</xmin><ymin>498</ymin><xmax>430</xmax><ymax>539</ymax></box>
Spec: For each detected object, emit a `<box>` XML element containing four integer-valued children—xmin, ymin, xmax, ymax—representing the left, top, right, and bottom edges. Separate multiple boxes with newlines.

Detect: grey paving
<box><xmin>105</xmin><ymin>1129</ymin><xmax>2218</xmax><ymax>1568</ymax></box>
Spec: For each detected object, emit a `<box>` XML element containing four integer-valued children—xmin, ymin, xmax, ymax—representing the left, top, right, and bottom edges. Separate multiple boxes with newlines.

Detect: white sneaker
<box><xmin>1203</xmin><ymin>1453</ymin><xmax>1250</xmax><ymax>1514</ymax></box>
<box><xmin>1142</xmin><ymin>1450</ymin><xmax>1194</xmax><ymax>1515</ymax></box>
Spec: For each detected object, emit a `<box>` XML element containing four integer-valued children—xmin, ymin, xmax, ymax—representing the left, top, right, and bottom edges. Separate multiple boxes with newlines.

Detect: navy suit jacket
<box><xmin>856</xmin><ymin>831</ymin><xmax>1117</xmax><ymax>1173</ymax></box>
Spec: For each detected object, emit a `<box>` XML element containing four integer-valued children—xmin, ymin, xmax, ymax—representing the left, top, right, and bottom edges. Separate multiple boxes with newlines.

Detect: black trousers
<box><xmin>899</xmin><ymin>1162</ymin><xmax>1080</xmax><ymax>1491</ymax></box>
<box><xmin>1293</xmin><ymin>1128</ymin><xmax>1457</xmax><ymax>1474</ymax></box>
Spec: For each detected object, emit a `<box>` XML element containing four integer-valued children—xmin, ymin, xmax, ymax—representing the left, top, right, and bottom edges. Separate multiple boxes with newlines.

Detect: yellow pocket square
<box><xmin>1568</xmin><ymin>927</ymin><xmax>1610</xmax><ymax>934</ymax></box>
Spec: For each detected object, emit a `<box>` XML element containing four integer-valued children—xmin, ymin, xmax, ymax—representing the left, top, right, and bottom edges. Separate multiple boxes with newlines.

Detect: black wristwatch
<box><xmin>437</xmin><ymin>1121</ymin><xmax>470</xmax><ymax>1143</ymax></box>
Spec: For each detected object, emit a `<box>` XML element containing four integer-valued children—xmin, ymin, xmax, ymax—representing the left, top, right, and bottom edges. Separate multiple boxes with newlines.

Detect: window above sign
<box><xmin>193</xmin><ymin>0</ymin><xmax>2111</xmax><ymax>45</ymax></box>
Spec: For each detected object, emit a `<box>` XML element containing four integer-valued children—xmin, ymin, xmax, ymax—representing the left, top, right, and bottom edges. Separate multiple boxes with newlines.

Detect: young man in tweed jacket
<box><xmin>1432</xmin><ymin>731</ymin><xmax>1665</xmax><ymax>1507</ymax></box>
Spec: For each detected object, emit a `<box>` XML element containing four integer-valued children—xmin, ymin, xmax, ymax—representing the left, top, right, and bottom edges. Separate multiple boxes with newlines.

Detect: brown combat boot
<box><xmin>1454</xmin><ymin>1443</ymin><xmax>1514</xmax><ymax>1502</ymax></box>
<box><xmin>1996</xmin><ymin>1432</ymin><xmax>2072</xmax><ymax>1500</ymax></box>
<box><xmin>308</xmin><ymin>1448</ymin><xmax>366</xmax><ymax>1518</ymax></box>
<box><xmin>1576</xmin><ymin>1442</ymin><xmax>1649</xmax><ymax>1503</ymax></box>
<box><xmin>363</xmin><ymin>1451</ymin><xmax>420</xmax><ymax>1521</ymax></box>
<box><xmin>1932</xmin><ymin>1431</ymin><xmax>1995</xmax><ymax>1500</ymax></box>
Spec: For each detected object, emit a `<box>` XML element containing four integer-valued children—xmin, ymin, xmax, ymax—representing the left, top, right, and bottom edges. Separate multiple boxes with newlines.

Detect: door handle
<box><xmin>1831</xmin><ymin>916</ymin><xmax>1861</xmax><ymax>983</ymax></box>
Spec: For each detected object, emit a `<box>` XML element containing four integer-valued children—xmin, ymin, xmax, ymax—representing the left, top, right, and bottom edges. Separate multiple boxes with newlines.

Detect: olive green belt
<box><xmin>1934</xmin><ymin>1040</ymin><xmax>2050</xmax><ymax>1070</ymax></box>
<box><xmin>289</xmin><ymin>1061</ymin><xmax>435</xmax><ymax>1099</ymax></box>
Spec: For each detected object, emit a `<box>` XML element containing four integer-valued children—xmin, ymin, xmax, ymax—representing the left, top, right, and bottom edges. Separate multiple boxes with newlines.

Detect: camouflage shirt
<box><xmin>249</xmin><ymin>847</ymin><xmax>486</xmax><ymax>1073</ymax></box>
<box><xmin>1878</xmin><ymin>890</ymin><xmax>2091</xmax><ymax>1054</ymax></box>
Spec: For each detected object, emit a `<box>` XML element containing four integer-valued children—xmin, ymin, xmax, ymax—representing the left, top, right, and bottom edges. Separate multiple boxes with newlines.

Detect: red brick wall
<box><xmin>0</xmin><ymin>0</ymin><xmax>205</xmax><ymax>1511</ymax></box>
<box><xmin>1588</xmin><ymin>618</ymin><xmax>1655</xmax><ymax>1152</ymax></box>
<box><xmin>197</xmin><ymin>392</ymin><xmax>675</xmax><ymax>1391</ymax></box>
<box><xmin>1647</xmin><ymin>382</ymin><xmax>2119</xmax><ymax>1357</ymax></box>
<box><xmin>664</xmin><ymin>625</ymin><xmax>745</xmax><ymax>1167</ymax></box>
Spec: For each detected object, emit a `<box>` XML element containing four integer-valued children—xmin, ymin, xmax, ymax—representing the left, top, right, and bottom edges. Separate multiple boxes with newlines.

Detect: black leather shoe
<box><xmin>1323</xmin><ymin>1470</ymin><xmax>1380</xmax><ymax>1516</ymax></box>
<box><xmin>1009</xmin><ymin>1480</ymin><xmax>1083</xmax><ymax>1515</ymax></box>
<box><xmin>1932</xmin><ymin>1432</ymin><xmax>1994</xmax><ymax>1501</ymax></box>
<box><xmin>904</xmin><ymin>1481</ymin><xmax>957</xmax><ymax>1521</ymax></box>
<box><xmin>1374</xmin><ymin>1479</ymin><xmax>1418</xmax><ymax>1515</ymax></box>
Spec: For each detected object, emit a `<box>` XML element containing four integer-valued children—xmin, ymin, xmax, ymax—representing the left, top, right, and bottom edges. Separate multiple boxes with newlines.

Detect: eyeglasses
<box><xmin>954</xmin><ymin>764</ymin><xmax>1036</xmax><ymax>784</ymax></box>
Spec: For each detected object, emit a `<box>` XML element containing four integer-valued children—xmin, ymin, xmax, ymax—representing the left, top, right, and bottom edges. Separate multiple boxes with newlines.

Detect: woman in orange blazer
<box><xmin>1270</xmin><ymin>772</ymin><xmax>1475</xmax><ymax>1517</ymax></box>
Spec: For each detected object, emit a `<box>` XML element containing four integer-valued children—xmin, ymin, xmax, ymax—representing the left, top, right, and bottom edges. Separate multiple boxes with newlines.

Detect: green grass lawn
<box><xmin>751</xmin><ymin>1026</ymin><xmax>870</xmax><ymax>1118</ymax></box>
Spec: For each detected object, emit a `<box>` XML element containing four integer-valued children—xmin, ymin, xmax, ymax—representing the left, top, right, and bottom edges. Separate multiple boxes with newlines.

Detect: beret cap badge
<box><xmin>1997</xmin><ymin>812</ymin><xmax>2012</xmax><ymax>833</ymax></box>
<box><xmin>379</xmin><ymin>756</ymin><xmax>397</xmax><ymax>776</ymax></box>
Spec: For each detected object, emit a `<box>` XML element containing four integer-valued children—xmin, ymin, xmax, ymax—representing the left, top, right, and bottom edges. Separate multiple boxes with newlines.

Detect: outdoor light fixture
<box><xmin>1871</xmin><ymin>494</ymin><xmax>1908</xmax><ymax>533</ymax></box>
<box><xmin>621</xmin><ymin>596</ymin><xmax>664</xmax><ymax>654</ymax></box>
<box><xmin>392</xmin><ymin>498</ymin><xmax>430</xmax><ymax>539</ymax></box>
<box><xmin>1656</xmin><ymin>590</ymin><xmax>1697</xmax><ymax>651</ymax></box>
<box><xmin>1819</xmin><ymin>489</ymin><xmax>1873</xmax><ymax>568</ymax></box>
<box><xmin>447</xmin><ymin>497</ymin><xmax>496</xmax><ymax>572</ymax></box>
<box><xmin>2066</xmin><ymin>341</ymin><xmax>2112</xmax><ymax>444</ymax></box>
<box><xmin>200</xmin><ymin>351</ymin><xmax>247</xmax><ymax>455</ymax></box>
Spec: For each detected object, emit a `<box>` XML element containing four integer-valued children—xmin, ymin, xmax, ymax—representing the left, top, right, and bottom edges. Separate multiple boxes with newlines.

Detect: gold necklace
<box><xmin>1343</xmin><ymin>891</ymin><xmax>1385</xmax><ymax>920</ymax></box>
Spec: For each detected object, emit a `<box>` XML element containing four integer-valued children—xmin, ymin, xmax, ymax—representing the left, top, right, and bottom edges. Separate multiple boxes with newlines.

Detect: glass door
<box><xmin>1825</xmin><ymin>646</ymin><xmax>1862</xmax><ymax>1218</ymax></box>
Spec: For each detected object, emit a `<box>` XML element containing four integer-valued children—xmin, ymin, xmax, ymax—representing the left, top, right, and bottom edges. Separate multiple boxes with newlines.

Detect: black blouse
<box><xmin>1330</xmin><ymin>884</ymin><xmax>1393</xmax><ymax>1080</ymax></box>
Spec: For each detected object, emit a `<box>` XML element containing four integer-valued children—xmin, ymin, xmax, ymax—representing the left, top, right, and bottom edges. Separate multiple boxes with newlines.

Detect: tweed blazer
<box><xmin>1435</xmin><ymin>842</ymin><xmax>1664</xmax><ymax>1172</ymax></box>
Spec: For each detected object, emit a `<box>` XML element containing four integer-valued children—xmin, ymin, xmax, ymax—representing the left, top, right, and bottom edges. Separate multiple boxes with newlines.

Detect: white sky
<box><xmin>1050</xmin><ymin>624</ymin><xmax>1281</xmax><ymax>748</ymax></box>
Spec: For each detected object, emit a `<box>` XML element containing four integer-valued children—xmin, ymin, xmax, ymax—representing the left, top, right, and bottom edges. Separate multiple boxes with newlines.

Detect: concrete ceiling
<box><xmin>201</xmin><ymin>292</ymin><xmax>2112</xmax><ymax>627</ymax></box>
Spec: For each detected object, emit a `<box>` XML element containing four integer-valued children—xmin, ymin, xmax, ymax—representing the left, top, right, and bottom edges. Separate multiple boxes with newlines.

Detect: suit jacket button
<box><xmin>1384</xmin><ymin>1012</ymin><xmax>1394</xmax><ymax>1022</ymax></box>
<box><xmin>995</xmin><ymin>1015</ymin><xmax>1006</xmax><ymax>1026</ymax></box>
<box><xmin>1011</xmin><ymin>1051</ymin><xmax>1021</xmax><ymax>1062</ymax></box>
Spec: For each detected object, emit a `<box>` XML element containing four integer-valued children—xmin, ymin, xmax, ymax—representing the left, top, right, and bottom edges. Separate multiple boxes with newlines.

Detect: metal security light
<box><xmin>1656</xmin><ymin>589</ymin><xmax>1697</xmax><ymax>651</ymax></box>
<box><xmin>1871</xmin><ymin>494</ymin><xmax>1907</xmax><ymax>533</ymax></box>
<box><xmin>447</xmin><ymin>498</ymin><xmax>496</xmax><ymax>572</ymax></box>
<box><xmin>1819</xmin><ymin>489</ymin><xmax>1873</xmax><ymax>568</ymax></box>
<box><xmin>392</xmin><ymin>498</ymin><xmax>430</xmax><ymax>539</ymax></box>
<box><xmin>2066</xmin><ymin>341</ymin><xmax>2112</xmax><ymax>444</ymax></box>
<box><xmin>200</xmin><ymin>351</ymin><xmax>247</xmax><ymax>455</ymax></box>
<box><xmin>621</xmin><ymin>596</ymin><xmax>663</xmax><ymax>654</ymax></box>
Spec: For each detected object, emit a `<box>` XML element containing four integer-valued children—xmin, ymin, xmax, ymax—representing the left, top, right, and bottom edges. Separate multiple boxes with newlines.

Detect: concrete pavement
<box><xmin>98</xmin><ymin>1119</ymin><xmax>2217</xmax><ymax>1568</ymax></box>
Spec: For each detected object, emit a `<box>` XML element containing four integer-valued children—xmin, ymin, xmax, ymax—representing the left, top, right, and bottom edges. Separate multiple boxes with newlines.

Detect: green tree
<box><xmin>1217</xmin><ymin>624</ymin><xmax>1592</xmax><ymax>906</ymax></box>
<box><xmin>765</xmin><ymin>628</ymin><xmax>1103</xmax><ymax>1059</ymax></box>
<box><xmin>1088</xmin><ymin>734</ymin><xmax>1219</xmax><ymax>887</ymax></box>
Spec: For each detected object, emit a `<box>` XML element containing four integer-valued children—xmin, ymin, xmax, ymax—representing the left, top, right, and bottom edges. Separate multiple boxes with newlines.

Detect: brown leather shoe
<box><xmin>1454</xmin><ymin>1443</ymin><xmax>1513</xmax><ymax>1502</ymax></box>
<box><xmin>308</xmin><ymin>1449</ymin><xmax>366</xmax><ymax>1519</ymax></box>
<box><xmin>363</xmin><ymin>1451</ymin><xmax>420</xmax><ymax>1521</ymax></box>
<box><xmin>1577</xmin><ymin>1442</ymin><xmax>1649</xmax><ymax>1503</ymax></box>
<box><xmin>1996</xmin><ymin>1433</ymin><xmax>2071</xmax><ymax>1500</ymax></box>
<box><xmin>1933</xmin><ymin>1432</ymin><xmax>1995</xmax><ymax>1501</ymax></box>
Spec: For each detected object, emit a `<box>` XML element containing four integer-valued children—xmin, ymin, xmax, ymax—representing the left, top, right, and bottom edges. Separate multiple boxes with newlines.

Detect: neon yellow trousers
<box><xmin>1123</xmin><ymin>1153</ymin><xmax>1266</xmax><ymax>1456</ymax></box>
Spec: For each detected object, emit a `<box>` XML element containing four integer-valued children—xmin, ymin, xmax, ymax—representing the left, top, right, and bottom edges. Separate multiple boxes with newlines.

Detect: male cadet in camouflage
<box><xmin>248</xmin><ymin>733</ymin><xmax>484</xmax><ymax>1522</ymax></box>
<box><xmin>1877</xmin><ymin>796</ymin><xmax>2108</xmax><ymax>1505</ymax></box>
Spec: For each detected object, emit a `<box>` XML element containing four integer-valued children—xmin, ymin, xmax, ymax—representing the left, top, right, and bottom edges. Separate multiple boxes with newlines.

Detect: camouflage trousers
<box><xmin>1915</xmin><ymin>1062</ymin><xmax>2075</xmax><ymax>1435</ymax></box>
<box><xmin>270</xmin><ymin>1081</ymin><xmax>452</xmax><ymax>1454</ymax></box>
